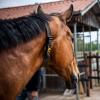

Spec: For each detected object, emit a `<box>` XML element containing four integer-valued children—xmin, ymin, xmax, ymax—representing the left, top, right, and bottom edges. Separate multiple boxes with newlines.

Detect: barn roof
<box><xmin>0</xmin><ymin>0</ymin><xmax>99</xmax><ymax>29</ymax></box>
<box><xmin>0</xmin><ymin>0</ymin><xmax>98</xmax><ymax>19</ymax></box>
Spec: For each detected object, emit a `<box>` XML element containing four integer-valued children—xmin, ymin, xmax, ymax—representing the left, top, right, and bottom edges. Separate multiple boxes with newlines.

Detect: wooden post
<box><xmin>84</xmin><ymin>53</ymin><xmax>90</xmax><ymax>96</ymax></box>
<box><xmin>96</xmin><ymin>52</ymin><xmax>100</xmax><ymax>84</ymax></box>
<box><xmin>73</xmin><ymin>23</ymin><xmax>77</xmax><ymax>58</ymax></box>
<box><xmin>76</xmin><ymin>80</ymin><xmax>80</xmax><ymax>100</ymax></box>
<box><xmin>82</xmin><ymin>25</ymin><xmax>85</xmax><ymax>55</ymax></box>
<box><xmin>96</xmin><ymin>30</ymin><xmax>100</xmax><ymax>85</ymax></box>
<box><xmin>89</xmin><ymin>52</ymin><xmax>93</xmax><ymax>89</ymax></box>
<box><xmin>42</xmin><ymin>67</ymin><xmax>46</xmax><ymax>89</ymax></box>
<box><xmin>97</xmin><ymin>30</ymin><xmax>99</xmax><ymax>52</ymax></box>
<box><xmin>89</xmin><ymin>26</ymin><xmax>92</xmax><ymax>52</ymax></box>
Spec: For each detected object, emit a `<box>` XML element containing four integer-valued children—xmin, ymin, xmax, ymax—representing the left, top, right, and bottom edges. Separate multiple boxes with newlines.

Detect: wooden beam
<box><xmin>82</xmin><ymin>11</ymin><xmax>100</xmax><ymax>28</ymax></box>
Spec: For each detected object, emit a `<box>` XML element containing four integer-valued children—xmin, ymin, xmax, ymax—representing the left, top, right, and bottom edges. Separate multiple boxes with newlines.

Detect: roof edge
<box><xmin>81</xmin><ymin>0</ymin><xmax>97</xmax><ymax>16</ymax></box>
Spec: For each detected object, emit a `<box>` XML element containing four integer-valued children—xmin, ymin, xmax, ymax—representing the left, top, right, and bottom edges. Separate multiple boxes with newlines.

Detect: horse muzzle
<box><xmin>65</xmin><ymin>73</ymin><xmax>79</xmax><ymax>89</ymax></box>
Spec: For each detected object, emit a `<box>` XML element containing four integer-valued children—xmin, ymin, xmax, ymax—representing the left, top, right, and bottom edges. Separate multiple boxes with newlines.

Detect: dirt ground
<box><xmin>40</xmin><ymin>86</ymin><xmax>100</xmax><ymax>100</ymax></box>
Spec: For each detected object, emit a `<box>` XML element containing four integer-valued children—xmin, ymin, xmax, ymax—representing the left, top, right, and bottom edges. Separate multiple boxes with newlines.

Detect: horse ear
<box><xmin>59</xmin><ymin>4</ymin><xmax>73</xmax><ymax>23</ymax></box>
<box><xmin>37</xmin><ymin>5</ymin><xmax>44</xmax><ymax>14</ymax></box>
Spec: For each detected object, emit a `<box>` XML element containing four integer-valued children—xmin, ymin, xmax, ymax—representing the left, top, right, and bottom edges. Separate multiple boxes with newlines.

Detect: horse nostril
<box><xmin>72</xmin><ymin>74</ymin><xmax>78</xmax><ymax>82</ymax></box>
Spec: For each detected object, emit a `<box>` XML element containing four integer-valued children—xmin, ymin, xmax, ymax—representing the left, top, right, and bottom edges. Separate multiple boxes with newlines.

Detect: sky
<box><xmin>0</xmin><ymin>0</ymin><xmax>62</xmax><ymax>8</ymax></box>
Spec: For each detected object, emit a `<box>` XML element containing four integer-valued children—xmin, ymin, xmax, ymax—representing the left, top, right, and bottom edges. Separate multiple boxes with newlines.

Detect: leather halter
<box><xmin>44</xmin><ymin>19</ymin><xmax>76</xmax><ymax>68</ymax></box>
<box><xmin>45</xmin><ymin>22</ymin><xmax>52</xmax><ymax>59</ymax></box>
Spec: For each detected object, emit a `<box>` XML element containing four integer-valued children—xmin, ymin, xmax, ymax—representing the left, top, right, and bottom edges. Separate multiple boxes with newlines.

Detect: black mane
<box><xmin>0</xmin><ymin>12</ymin><xmax>51</xmax><ymax>51</ymax></box>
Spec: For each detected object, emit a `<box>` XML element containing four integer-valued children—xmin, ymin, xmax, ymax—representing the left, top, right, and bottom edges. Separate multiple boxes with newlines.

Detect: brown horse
<box><xmin>0</xmin><ymin>5</ymin><xmax>79</xmax><ymax>100</ymax></box>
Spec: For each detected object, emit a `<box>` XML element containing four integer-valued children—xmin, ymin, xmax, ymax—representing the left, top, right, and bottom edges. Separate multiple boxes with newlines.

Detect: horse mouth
<box><xmin>65</xmin><ymin>74</ymin><xmax>78</xmax><ymax>89</ymax></box>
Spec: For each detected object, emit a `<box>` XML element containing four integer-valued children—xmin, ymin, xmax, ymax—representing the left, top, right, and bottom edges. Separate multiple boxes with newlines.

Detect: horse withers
<box><xmin>0</xmin><ymin>5</ymin><xmax>79</xmax><ymax>100</ymax></box>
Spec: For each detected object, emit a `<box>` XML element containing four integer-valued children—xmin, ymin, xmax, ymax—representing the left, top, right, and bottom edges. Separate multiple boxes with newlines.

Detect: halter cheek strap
<box><xmin>44</xmin><ymin>22</ymin><xmax>53</xmax><ymax>59</ymax></box>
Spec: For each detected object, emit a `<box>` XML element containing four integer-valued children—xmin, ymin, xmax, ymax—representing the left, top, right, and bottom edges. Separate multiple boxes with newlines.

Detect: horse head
<box><xmin>37</xmin><ymin>5</ymin><xmax>80</xmax><ymax>87</ymax></box>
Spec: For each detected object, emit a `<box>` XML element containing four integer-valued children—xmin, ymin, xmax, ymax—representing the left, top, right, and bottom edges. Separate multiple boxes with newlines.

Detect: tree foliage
<box><xmin>77</xmin><ymin>38</ymin><xmax>100</xmax><ymax>51</ymax></box>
